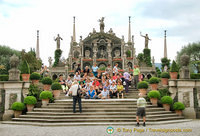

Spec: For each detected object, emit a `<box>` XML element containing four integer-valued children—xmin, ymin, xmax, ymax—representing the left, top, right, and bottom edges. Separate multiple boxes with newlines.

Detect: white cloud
<box><xmin>0</xmin><ymin>0</ymin><xmax>196</xmax><ymax>67</ymax></box>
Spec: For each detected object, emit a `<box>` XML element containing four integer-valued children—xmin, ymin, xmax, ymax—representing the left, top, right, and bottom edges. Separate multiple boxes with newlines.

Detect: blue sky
<box><xmin>0</xmin><ymin>0</ymin><xmax>199</xmax><ymax>66</ymax></box>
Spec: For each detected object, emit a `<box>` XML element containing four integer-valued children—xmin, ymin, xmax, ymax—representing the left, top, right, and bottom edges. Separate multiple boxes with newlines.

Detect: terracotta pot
<box><xmin>52</xmin><ymin>90</ymin><xmax>61</xmax><ymax>99</ymax></box>
<box><xmin>150</xmin><ymin>98</ymin><xmax>158</xmax><ymax>106</ymax></box>
<box><xmin>32</xmin><ymin>80</ymin><xmax>39</xmax><ymax>85</ymax></box>
<box><xmin>42</xmin><ymin>99</ymin><xmax>49</xmax><ymax>106</ymax></box>
<box><xmin>170</xmin><ymin>72</ymin><xmax>178</xmax><ymax>79</ymax></box>
<box><xmin>139</xmin><ymin>89</ymin><xmax>147</xmax><ymax>95</ymax></box>
<box><xmin>21</xmin><ymin>74</ymin><xmax>30</xmax><ymax>82</ymax></box>
<box><xmin>26</xmin><ymin>104</ymin><xmax>34</xmax><ymax>112</ymax></box>
<box><xmin>43</xmin><ymin>84</ymin><xmax>51</xmax><ymax>90</ymax></box>
<box><xmin>163</xmin><ymin>104</ymin><xmax>170</xmax><ymax>111</ymax></box>
<box><xmin>150</xmin><ymin>84</ymin><xmax>158</xmax><ymax>90</ymax></box>
<box><xmin>14</xmin><ymin>110</ymin><xmax>22</xmax><ymax>118</ymax></box>
<box><xmin>175</xmin><ymin>110</ymin><xmax>182</xmax><ymax>116</ymax></box>
<box><xmin>161</xmin><ymin>78</ymin><xmax>168</xmax><ymax>85</ymax></box>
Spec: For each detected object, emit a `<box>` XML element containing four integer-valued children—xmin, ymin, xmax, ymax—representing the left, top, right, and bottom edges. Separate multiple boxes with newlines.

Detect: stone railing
<box><xmin>169</xmin><ymin>79</ymin><xmax>200</xmax><ymax>119</ymax></box>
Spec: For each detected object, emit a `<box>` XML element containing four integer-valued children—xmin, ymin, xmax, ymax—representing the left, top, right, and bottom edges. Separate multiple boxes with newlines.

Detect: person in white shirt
<box><xmin>74</xmin><ymin>72</ymin><xmax>80</xmax><ymax>81</ymax></box>
<box><xmin>92</xmin><ymin>63</ymin><xmax>99</xmax><ymax>77</ymax></box>
<box><xmin>109</xmin><ymin>82</ymin><xmax>117</xmax><ymax>98</ymax></box>
<box><xmin>98</xmin><ymin>86</ymin><xmax>110</xmax><ymax>99</ymax></box>
<box><xmin>113</xmin><ymin>63</ymin><xmax>119</xmax><ymax>75</ymax></box>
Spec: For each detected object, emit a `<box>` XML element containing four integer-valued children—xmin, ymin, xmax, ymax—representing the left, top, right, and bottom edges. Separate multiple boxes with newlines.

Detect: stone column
<box><xmin>93</xmin><ymin>42</ymin><xmax>97</xmax><ymax>64</ymax></box>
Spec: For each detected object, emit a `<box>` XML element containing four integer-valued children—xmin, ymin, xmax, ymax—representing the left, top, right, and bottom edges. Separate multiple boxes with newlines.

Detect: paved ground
<box><xmin>0</xmin><ymin>120</ymin><xmax>200</xmax><ymax>136</ymax></box>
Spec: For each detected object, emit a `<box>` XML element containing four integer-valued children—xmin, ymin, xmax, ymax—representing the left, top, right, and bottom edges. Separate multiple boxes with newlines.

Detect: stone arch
<box><xmin>112</xmin><ymin>47</ymin><xmax>121</xmax><ymax>58</ymax></box>
<box><xmin>74</xmin><ymin>51</ymin><xmax>80</xmax><ymax>58</ymax></box>
<box><xmin>98</xmin><ymin>62</ymin><xmax>107</xmax><ymax>68</ymax></box>
<box><xmin>127</xmin><ymin>62</ymin><xmax>133</xmax><ymax>69</ymax></box>
<box><xmin>84</xmin><ymin>47</ymin><xmax>92</xmax><ymax>58</ymax></box>
<box><xmin>52</xmin><ymin>74</ymin><xmax>57</xmax><ymax>80</ymax></box>
<box><xmin>147</xmin><ymin>74</ymin><xmax>152</xmax><ymax>79</ymax></box>
<box><xmin>83</xmin><ymin>62</ymin><xmax>92</xmax><ymax>69</ymax></box>
<box><xmin>113</xmin><ymin>62</ymin><xmax>122</xmax><ymax>69</ymax></box>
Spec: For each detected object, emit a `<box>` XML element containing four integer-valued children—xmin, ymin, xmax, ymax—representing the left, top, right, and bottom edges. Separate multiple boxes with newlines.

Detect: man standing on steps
<box><xmin>69</xmin><ymin>81</ymin><xmax>82</xmax><ymax>113</ymax></box>
<box><xmin>133</xmin><ymin>65</ymin><xmax>140</xmax><ymax>89</ymax></box>
<box><xmin>136</xmin><ymin>93</ymin><xmax>147</xmax><ymax>127</ymax></box>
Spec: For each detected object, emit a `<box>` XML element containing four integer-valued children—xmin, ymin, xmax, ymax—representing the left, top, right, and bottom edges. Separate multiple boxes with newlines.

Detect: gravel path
<box><xmin>0</xmin><ymin>120</ymin><xmax>200</xmax><ymax>136</ymax></box>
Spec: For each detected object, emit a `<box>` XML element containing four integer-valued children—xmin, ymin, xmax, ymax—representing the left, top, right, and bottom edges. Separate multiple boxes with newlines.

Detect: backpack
<box><xmin>77</xmin><ymin>85</ymin><xmax>82</xmax><ymax>97</ymax></box>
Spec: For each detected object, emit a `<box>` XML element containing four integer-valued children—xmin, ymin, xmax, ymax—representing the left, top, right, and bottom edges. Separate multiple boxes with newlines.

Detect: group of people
<box><xmin>59</xmin><ymin>63</ymin><xmax>141</xmax><ymax>100</ymax></box>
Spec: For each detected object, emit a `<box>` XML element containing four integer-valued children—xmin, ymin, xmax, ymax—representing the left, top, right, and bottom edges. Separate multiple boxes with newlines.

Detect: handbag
<box><xmin>77</xmin><ymin>85</ymin><xmax>82</xmax><ymax>97</ymax></box>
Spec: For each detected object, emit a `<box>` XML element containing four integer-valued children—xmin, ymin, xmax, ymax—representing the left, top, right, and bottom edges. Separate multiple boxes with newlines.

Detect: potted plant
<box><xmin>20</xmin><ymin>60</ymin><xmax>30</xmax><ymax>82</ymax></box>
<box><xmin>42</xmin><ymin>77</ymin><xmax>52</xmax><ymax>90</ymax></box>
<box><xmin>51</xmin><ymin>82</ymin><xmax>62</xmax><ymax>99</ymax></box>
<box><xmin>173</xmin><ymin>102</ymin><xmax>185</xmax><ymax>116</ymax></box>
<box><xmin>24</xmin><ymin>96</ymin><xmax>37</xmax><ymax>112</ymax></box>
<box><xmin>161</xmin><ymin>96</ymin><xmax>173</xmax><ymax>111</ymax></box>
<box><xmin>39</xmin><ymin>91</ymin><xmax>53</xmax><ymax>106</ymax></box>
<box><xmin>170</xmin><ymin>60</ymin><xmax>179</xmax><ymax>79</ymax></box>
<box><xmin>149</xmin><ymin>77</ymin><xmax>159</xmax><ymax>90</ymax></box>
<box><xmin>147</xmin><ymin>90</ymin><xmax>161</xmax><ymax>106</ymax></box>
<box><xmin>11</xmin><ymin>102</ymin><xmax>25</xmax><ymax>118</ymax></box>
<box><xmin>137</xmin><ymin>81</ymin><xmax>149</xmax><ymax>95</ymax></box>
<box><xmin>30</xmin><ymin>72</ymin><xmax>41</xmax><ymax>85</ymax></box>
<box><xmin>161</xmin><ymin>72</ymin><xmax>170</xmax><ymax>85</ymax></box>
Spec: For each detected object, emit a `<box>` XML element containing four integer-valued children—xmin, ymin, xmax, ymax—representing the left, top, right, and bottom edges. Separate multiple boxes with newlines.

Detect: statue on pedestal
<box><xmin>48</xmin><ymin>57</ymin><xmax>53</xmax><ymax>67</ymax></box>
<box><xmin>98</xmin><ymin>17</ymin><xmax>105</xmax><ymax>33</ymax></box>
<box><xmin>140</xmin><ymin>32</ymin><xmax>151</xmax><ymax>49</ymax></box>
<box><xmin>54</xmin><ymin>34</ymin><xmax>63</xmax><ymax>49</ymax></box>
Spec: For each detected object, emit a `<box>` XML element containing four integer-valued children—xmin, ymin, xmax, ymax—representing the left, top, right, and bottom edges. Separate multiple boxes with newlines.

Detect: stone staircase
<box><xmin>2</xmin><ymin>87</ymin><xmax>191</xmax><ymax>126</ymax></box>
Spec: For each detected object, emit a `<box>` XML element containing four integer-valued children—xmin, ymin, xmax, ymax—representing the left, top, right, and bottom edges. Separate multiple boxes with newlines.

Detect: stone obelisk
<box><xmin>36</xmin><ymin>30</ymin><xmax>40</xmax><ymax>60</ymax></box>
<box><xmin>164</xmin><ymin>30</ymin><xmax>167</xmax><ymax>58</ymax></box>
<box><xmin>73</xmin><ymin>16</ymin><xmax>76</xmax><ymax>43</ymax></box>
<box><xmin>128</xmin><ymin>16</ymin><xmax>131</xmax><ymax>43</ymax></box>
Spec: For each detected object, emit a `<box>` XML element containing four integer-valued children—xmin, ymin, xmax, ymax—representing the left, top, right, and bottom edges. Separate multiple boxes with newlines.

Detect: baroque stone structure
<box><xmin>67</xmin><ymin>17</ymin><xmax>136</xmax><ymax>73</ymax></box>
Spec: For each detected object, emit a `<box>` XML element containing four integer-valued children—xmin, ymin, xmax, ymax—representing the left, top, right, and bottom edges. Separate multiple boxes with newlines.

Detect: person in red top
<box><xmin>92</xmin><ymin>78</ymin><xmax>100</xmax><ymax>87</ymax></box>
<box><xmin>113</xmin><ymin>73</ymin><xmax>117</xmax><ymax>80</ymax></box>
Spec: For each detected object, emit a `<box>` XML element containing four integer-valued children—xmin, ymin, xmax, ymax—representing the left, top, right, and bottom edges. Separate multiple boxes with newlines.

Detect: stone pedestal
<box><xmin>8</xmin><ymin>68</ymin><xmax>20</xmax><ymax>81</ymax></box>
<box><xmin>0</xmin><ymin>81</ymin><xmax>30</xmax><ymax>121</ymax></box>
<box><xmin>179</xmin><ymin>66</ymin><xmax>190</xmax><ymax>79</ymax></box>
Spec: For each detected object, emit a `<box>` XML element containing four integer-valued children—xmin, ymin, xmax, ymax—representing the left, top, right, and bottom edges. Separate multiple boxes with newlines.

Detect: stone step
<box><xmin>54</xmin><ymin>99</ymin><xmax>138</xmax><ymax>103</ymax></box>
<box><xmin>33</xmin><ymin>108</ymin><xmax>165</xmax><ymax>112</ymax></box>
<box><xmin>48</xmin><ymin>103</ymin><xmax>151</xmax><ymax>106</ymax></box>
<box><xmin>42</xmin><ymin>105</ymin><xmax>156</xmax><ymax>109</ymax></box>
<box><xmin>19</xmin><ymin>114</ymin><xmax>180</xmax><ymax>119</ymax></box>
<box><xmin>2</xmin><ymin>119</ymin><xmax>191</xmax><ymax>126</ymax></box>
<box><xmin>27</xmin><ymin>111</ymin><xmax>172</xmax><ymax>116</ymax></box>
<box><xmin>12</xmin><ymin>116</ymin><xmax>184</xmax><ymax>123</ymax></box>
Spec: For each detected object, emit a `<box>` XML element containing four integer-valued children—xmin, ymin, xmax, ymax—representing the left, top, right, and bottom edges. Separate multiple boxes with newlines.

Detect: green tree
<box><xmin>176</xmin><ymin>42</ymin><xmax>200</xmax><ymax>73</ymax></box>
<box><xmin>0</xmin><ymin>45</ymin><xmax>21</xmax><ymax>74</ymax></box>
<box><xmin>161</xmin><ymin>57</ymin><xmax>171</xmax><ymax>71</ymax></box>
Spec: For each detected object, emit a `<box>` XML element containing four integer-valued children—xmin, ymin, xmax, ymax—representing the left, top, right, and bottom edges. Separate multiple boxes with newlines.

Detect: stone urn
<box><xmin>161</xmin><ymin>78</ymin><xmax>168</xmax><ymax>85</ymax></box>
<box><xmin>52</xmin><ymin>90</ymin><xmax>61</xmax><ymax>99</ymax></box>
<box><xmin>139</xmin><ymin>89</ymin><xmax>147</xmax><ymax>95</ymax></box>
<box><xmin>22</xmin><ymin>74</ymin><xmax>30</xmax><ymax>82</ymax></box>
<box><xmin>42</xmin><ymin>99</ymin><xmax>49</xmax><ymax>106</ymax></box>
<box><xmin>43</xmin><ymin>85</ymin><xmax>51</xmax><ymax>90</ymax></box>
<box><xmin>32</xmin><ymin>80</ymin><xmax>39</xmax><ymax>85</ymax></box>
<box><xmin>26</xmin><ymin>104</ymin><xmax>34</xmax><ymax>112</ymax></box>
<box><xmin>14</xmin><ymin>110</ymin><xmax>22</xmax><ymax>118</ymax></box>
<box><xmin>150</xmin><ymin>84</ymin><xmax>158</xmax><ymax>90</ymax></box>
<box><xmin>175</xmin><ymin>110</ymin><xmax>182</xmax><ymax>116</ymax></box>
<box><xmin>163</xmin><ymin>104</ymin><xmax>170</xmax><ymax>111</ymax></box>
<box><xmin>150</xmin><ymin>98</ymin><xmax>158</xmax><ymax>106</ymax></box>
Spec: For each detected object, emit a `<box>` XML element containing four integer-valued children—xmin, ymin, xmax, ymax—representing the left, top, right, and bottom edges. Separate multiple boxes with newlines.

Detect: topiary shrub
<box><xmin>190</xmin><ymin>73</ymin><xmax>200</xmax><ymax>79</ymax></box>
<box><xmin>149</xmin><ymin>77</ymin><xmax>159</xmax><ymax>84</ymax></box>
<box><xmin>161</xmin><ymin>72</ymin><xmax>170</xmax><ymax>78</ymax></box>
<box><xmin>42</xmin><ymin>77</ymin><xmax>52</xmax><ymax>85</ymax></box>
<box><xmin>20</xmin><ymin>60</ymin><xmax>30</xmax><ymax>74</ymax></box>
<box><xmin>158</xmin><ymin>88</ymin><xmax>170</xmax><ymax>98</ymax></box>
<box><xmin>24</xmin><ymin>96</ymin><xmax>37</xmax><ymax>105</ymax></box>
<box><xmin>137</xmin><ymin>81</ymin><xmax>149</xmax><ymax>89</ymax></box>
<box><xmin>170</xmin><ymin>60</ymin><xmax>179</xmax><ymax>72</ymax></box>
<box><xmin>39</xmin><ymin>91</ymin><xmax>53</xmax><ymax>100</ymax></box>
<box><xmin>126</xmin><ymin>50</ymin><xmax>131</xmax><ymax>57</ymax></box>
<box><xmin>173</xmin><ymin>102</ymin><xmax>185</xmax><ymax>110</ymax></box>
<box><xmin>148</xmin><ymin>90</ymin><xmax>161</xmax><ymax>99</ymax></box>
<box><xmin>51</xmin><ymin>82</ymin><xmax>62</xmax><ymax>90</ymax></box>
<box><xmin>99</xmin><ymin>67</ymin><xmax>106</xmax><ymax>71</ymax></box>
<box><xmin>11</xmin><ymin>102</ymin><xmax>25</xmax><ymax>111</ymax></box>
<box><xmin>0</xmin><ymin>75</ymin><xmax>9</xmax><ymax>81</ymax></box>
<box><xmin>30</xmin><ymin>72</ymin><xmax>41</xmax><ymax>80</ymax></box>
<box><xmin>161</xmin><ymin>96</ymin><xmax>173</xmax><ymax>105</ymax></box>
